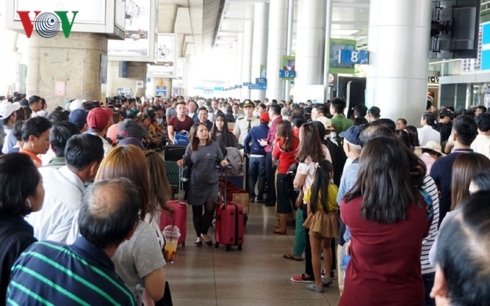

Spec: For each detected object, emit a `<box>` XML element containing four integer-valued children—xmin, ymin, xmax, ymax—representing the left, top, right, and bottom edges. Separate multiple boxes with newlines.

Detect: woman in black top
<box><xmin>210</xmin><ymin>113</ymin><xmax>239</xmax><ymax>156</ymax></box>
<box><xmin>0</xmin><ymin>153</ymin><xmax>44</xmax><ymax>303</ymax></box>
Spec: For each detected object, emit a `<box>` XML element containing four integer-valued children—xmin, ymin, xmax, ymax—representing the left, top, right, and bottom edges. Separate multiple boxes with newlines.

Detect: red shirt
<box><xmin>168</xmin><ymin>116</ymin><xmax>194</xmax><ymax>132</ymax></box>
<box><xmin>272</xmin><ymin>137</ymin><xmax>299</xmax><ymax>174</ymax></box>
<box><xmin>339</xmin><ymin>197</ymin><xmax>428</xmax><ymax>306</ymax></box>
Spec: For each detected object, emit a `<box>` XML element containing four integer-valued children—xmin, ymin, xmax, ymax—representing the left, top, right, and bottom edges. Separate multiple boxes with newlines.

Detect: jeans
<box><xmin>423</xmin><ymin>272</ymin><xmax>435</xmax><ymax>306</ymax></box>
<box><xmin>265</xmin><ymin>152</ymin><xmax>276</xmax><ymax>203</ymax></box>
<box><xmin>248</xmin><ymin>156</ymin><xmax>266</xmax><ymax>199</ymax></box>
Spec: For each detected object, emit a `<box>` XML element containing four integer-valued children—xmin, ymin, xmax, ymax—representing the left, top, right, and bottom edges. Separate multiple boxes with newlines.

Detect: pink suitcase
<box><xmin>159</xmin><ymin>165</ymin><xmax>187</xmax><ymax>246</ymax></box>
<box><xmin>215</xmin><ymin>202</ymin><xmax>244</xmax><ymax>251</ymax></box>
<box><xmin>160</xmin><ymin>200</ymin><xmax>187</xmax><ymax>246</ymax></box>
<box><xmin>214</xmin><ymin>168</ymin><xmax>244</xmax><ymax>251</ymax></box>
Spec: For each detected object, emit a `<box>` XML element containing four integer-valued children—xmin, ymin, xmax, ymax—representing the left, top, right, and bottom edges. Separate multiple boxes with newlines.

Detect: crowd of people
<box><xmin>0</xmin><ymin>91</ymin><xmax>489</xmax><ymax>305</ymax></box>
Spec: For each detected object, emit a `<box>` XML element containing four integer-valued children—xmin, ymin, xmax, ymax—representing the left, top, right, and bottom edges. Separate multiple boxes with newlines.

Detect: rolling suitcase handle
<box><xmin>218</xmin><ymin>165</ymin><xmax>233</xmax><ymax>206</ymax></box>
<box><xmin>178</xmin><ymin>165</ymin><xmax>184</xmax><ymax>203</ymax></box>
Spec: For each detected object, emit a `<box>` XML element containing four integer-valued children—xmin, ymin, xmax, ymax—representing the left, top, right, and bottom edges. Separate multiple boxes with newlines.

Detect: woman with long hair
<box><xmin>210</xmin><ymin>113</ymin><xmax>238</xmax><ymax>153</ymax></box>
<box><xmin>450</xmin><ymin>153</ymin><xmax>490</xmax><ymax>211</ymax></box>
<box><xmin>98</xmin><ymin>145</ymin><xmax>166</xmax><ymax>305</ymax></box>
<box><xmin>429</xmin><ymin>155</ymin><xmax>490</xmax><ymax>266</ymax></box>
<box><xmin>406</xmin><ymin>125</ymin><xmax>420</xmax><ymax>147</ymax></box>
<box><xmin>144</xmin><ymin>150</ymin><xmax>173</xmax><ymax>217</ymax></box>
<box><xmin>0</xmin><ymin>153</ymin><xmax>44</xmax><ymax>302</ymax></box>
<box><xmin>177</xmin><ymin>123</ymin><xmax>229</xmax><ymax>247</ymax></box>
<box><xmin>339</xmin><ymin>137</ymin><xmax>429</xmax><ymax>306</ymax></box>
<box><xmin>302</xmin><ymin>159</ymin><xmax>339</xmax><ymax>292</ymax></box>
<box><xmin>272</xmin><ymin>120</ymin><xmax>299</xmax><ymax>234</ymax></box>
<box><xmin>289</xmin><ymin>123</ymin><xmax>332</xmax><ymax>279</ymax></box>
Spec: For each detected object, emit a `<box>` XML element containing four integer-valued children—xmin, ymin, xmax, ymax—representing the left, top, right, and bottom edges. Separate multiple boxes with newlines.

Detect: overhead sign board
<box><xmin>249</xmin><ymin>83</ymin><xmax>266</xmax><ymax>90</ymax></box>
<box><xmin>279</xmin><ymin>70</ymin><xmax>296</xmax><ymax>78</ymax></box>
<box><xmin>256</xmin><ymin>77</ymin><xmax>267</xmax><ymax>84</ymax></box>
<box><xmin>339</xmin><ymin>49</ymin><xmax>369</xmax><ymax>65</ymax></box>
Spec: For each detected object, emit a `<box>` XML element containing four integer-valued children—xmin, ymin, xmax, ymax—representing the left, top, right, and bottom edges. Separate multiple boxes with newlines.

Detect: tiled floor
<box><xmin>165</xmin><ymin>201</ymin><xmax>340</xmax><ymax>306</ymax></box>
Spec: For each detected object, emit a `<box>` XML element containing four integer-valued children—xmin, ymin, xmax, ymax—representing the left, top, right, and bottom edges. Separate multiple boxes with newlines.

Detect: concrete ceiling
<box><xmin>159</xmin><ymin>0</ymin><xmax>223</xmax><ymax>58</ymax></box>
<box><xmin>214</xmin><ymin>0</ymin><xmax>370</xmax><ymax>50</ymax></box>
<box><xmin>158</xmin><ymin>0</ymin><xmax>369</xmax><ymax>59</ymax></box>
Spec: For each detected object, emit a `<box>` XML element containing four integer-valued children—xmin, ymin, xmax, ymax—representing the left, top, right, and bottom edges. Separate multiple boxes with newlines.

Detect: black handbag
<box><xmin>154</xmin><ymin>281</ymin><xmax>173</xmax><ymax>306</ymax></box>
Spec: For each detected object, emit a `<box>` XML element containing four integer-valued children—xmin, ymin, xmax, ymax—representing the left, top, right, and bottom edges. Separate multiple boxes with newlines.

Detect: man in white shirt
<box><xmin>25</xmin><ymin>134</ymin><xmax>104</xmax><ymax>243</ymax></box>
<box><xmin>0</xmin><ymin>100</ymin><xmax>21</xmax><ymax>154</ymax></box>
<box><xmin>233</xmin><ymin>101</ymin><xmax>259</xmax><ymax>146</ymax></box>
<box><xmin>471</xmin><ymin>112</ymin><xmax>490</xmax><ymax>159</ymax></box>
<box><xmin>311</xmin><ymin>104</ymin><xmax>332</xmax><ymax>130</ymax></box>
<box><xmin>418</xmin><ymin>112</ymin><xmax>441</xmax><ymax>146</ymax></box>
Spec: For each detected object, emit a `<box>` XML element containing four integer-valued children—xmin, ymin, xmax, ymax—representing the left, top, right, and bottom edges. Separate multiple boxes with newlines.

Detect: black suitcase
<box><xmin>164</xmin><ymin>145</ymin><xmax>186</xmax><ymax>161</ymax></box>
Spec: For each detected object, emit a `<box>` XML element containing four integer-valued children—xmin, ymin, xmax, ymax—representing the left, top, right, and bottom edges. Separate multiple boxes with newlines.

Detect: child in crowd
<box><xmin>302</xmin><ymin>159</ymin><xmax>339</xmax><ymax>293</ymax></box>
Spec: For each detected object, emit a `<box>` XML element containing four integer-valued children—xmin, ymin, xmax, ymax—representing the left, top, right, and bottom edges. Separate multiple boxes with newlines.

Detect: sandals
<box><xmin>283</xmin><ymin>254</ymin><xmax>304</xmax><ymax>261</ymax></box>
<box><xmin>290</xmin><ymin>273</ymin><xmax>315</xmax><ymax>283</ymax></box>
<box><xmin>273</xmin><ymin>229</ymin><xmax>287</xmax><ymax>235</ymax></box>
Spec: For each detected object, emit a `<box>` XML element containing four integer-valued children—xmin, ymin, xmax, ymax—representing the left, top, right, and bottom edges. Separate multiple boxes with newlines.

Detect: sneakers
<box><xmin>290</xmin><ymin>274</ymin><xmax>314</xmax><ymax>283</ymax></box>
<box><xmin>322</xmin><ymin>277</ymin><xmax>333</xmax><ymax>287</ymax></box>
<box><xmin>306</xmin><ymin>283</ymin><xmax>323</xmax><ymax>293</ymax></box>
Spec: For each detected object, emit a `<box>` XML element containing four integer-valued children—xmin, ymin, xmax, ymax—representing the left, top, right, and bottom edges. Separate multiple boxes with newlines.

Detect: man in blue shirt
<box><xmin>244</xmin><ymin>112</ymin><xmax>270</xmax><ymax>202</ymax></box>
<box><xmin>7</xmin><ymin>178</ymin><xmax>141</xmax><ymax>306</ymax></box>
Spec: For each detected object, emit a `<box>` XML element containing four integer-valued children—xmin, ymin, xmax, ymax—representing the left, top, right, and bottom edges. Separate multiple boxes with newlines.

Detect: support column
<box><xmin>366</xmin><ymin>0</ymin><xmax>431</xmax><ymax>125</ymax></box>
<box><xmin>323</xmin><ymin>0</ymin><xmax>332</xmax><ymax>101</ymax></box>
<box><xmin>241</xmin><ymin>5</ymin><xmax>253</xmax><ymax>100</ymax></box>
<box><xmin>295</xmin><ymin>0</ymin><xmax>326</xmax><ymax>103</ymax></box>
<box><xmin>285</xmin><ymin>0</ymin><xmax>295</xmax><ymax>101</ymax></box>
<box><xmin>265</xmin><ymin>0</ymin><xmax>288</xmax><ymax>102</ymax></box>
<box><xmin>234</xmin><ymin>33</ymin><xmax>244</xmax><ymax>99</ymax></box>
<box><xmin>26</xmin><ymin>32</ymin><xmax>107</xmax><ymax>107</ymax></box>
<box><xmin>250</xmin><ymin>2</ymin><xmax>269</xmax><ymax>102</ymax></box>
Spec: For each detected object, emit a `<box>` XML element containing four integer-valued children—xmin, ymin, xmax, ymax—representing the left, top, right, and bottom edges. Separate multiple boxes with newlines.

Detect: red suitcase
<box><xmin>159</xmin><ymin>165</ymin><xmax>187</xmax><ymax>246</ymax></box>
<box><xmin>160</xmin><ymin>200</ymin><xmax>187</xmax><ymax>246</ymax></box>
<box><xmin>214</xmin><ymin>169</ymin><xmax>244</xmax><ymax>251</ymax></box>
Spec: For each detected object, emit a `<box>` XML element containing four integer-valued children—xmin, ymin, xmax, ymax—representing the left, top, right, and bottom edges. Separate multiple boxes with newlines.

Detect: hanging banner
<box><xmin>108</xmin><ymin>0</ymin><xmax>156</xmax><ymax>62</ymax></box>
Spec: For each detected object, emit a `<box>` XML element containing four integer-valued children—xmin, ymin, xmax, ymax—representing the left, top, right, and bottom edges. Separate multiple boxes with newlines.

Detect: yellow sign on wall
<box><xmin>156</xmin><ymin>78</ymin><xmax>166</xmax><ymax>86</ymax></box>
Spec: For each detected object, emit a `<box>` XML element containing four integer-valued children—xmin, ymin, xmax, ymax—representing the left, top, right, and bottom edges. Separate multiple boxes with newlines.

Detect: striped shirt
<box><xmin>421</xmin><ymin>175</ymin><xmax>440</xmax><ymax>274</ymax></box>
<box><xmin>6</xmin><ymin>237</ymin><xmax>136</xmax><ymax>306</ymax></box>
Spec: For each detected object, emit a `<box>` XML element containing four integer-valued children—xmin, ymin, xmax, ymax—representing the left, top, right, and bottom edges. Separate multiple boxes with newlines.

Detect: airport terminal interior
<box><xmin>1</xmin><ymin>0</ymin><xmax>490</xmax><ymax>306</ymax></box>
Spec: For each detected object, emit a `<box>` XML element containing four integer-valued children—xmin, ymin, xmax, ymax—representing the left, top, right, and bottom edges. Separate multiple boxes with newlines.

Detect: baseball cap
<box><xmin>117</xmin><ymin>119</ymin><xmax>148</xmax><ymax>140</ymax></box>
<box><xmin>87</xmin><ymin>107</ymin><xmax>112</xmax><ymax>130</ymax></box>
<box><xmin>339</xmin><ymin>125</ymin><xmax>362</xmax><ymax>145</ymax></box>
<box><xmin>68</xmin><ymin>109</ymin><xmax>88</xmax><ymax>129</ymax></box>
<box><xmin>260</xmin><ymin>112</ymin><xmax>270</xmax><ymax>123</ymax></box>
<box><xmin>0</xmin><ymin>101</ymin><xmax>21</xmax><ymax>119</ymax></box>
<box><xmin>69</xmin><ymin>99</ymin><xmax>83</xmax><ymax>111</ymax></box>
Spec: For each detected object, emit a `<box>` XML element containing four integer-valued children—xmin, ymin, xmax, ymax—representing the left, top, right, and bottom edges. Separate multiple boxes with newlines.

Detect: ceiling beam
<box><xmin>212</xmin><ymin>0</ymin><xmax>227</xmax><ymax>47</ymax></box>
